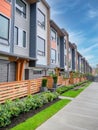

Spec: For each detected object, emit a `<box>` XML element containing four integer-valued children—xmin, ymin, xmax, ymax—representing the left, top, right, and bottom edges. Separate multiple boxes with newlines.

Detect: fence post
<box><xmin>28</xmin><ymin>80</ymin><xmax>31</xmax><ymax>95</ymax></box>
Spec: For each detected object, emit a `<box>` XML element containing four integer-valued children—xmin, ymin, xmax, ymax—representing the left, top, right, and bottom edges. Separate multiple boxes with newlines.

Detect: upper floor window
<box><xmin>51</xmin><ymin>29</ymin><xmax>56</xmax><ymax>41</ymax></box>
<box><xmin>51</xmin><ymin>49</ymin><xmax>56</xmax><ymax>64</ymax></box>
<box><xmin>14</xmin><ymin>26</ymin><xmax>26</xmax><ymax>48</ymax></box>
<box><xmin>0</xmin><ymin>14</ymin><xmax>9</xmax><ymax>41</ymax></box>
<box><xmin>37</xmin><ymin>36</ymin><xmax>45</xmax><ymax>56</ymax></box>
<box><xmin>16</xmin><ymin>0</ymin><xmax>26</xmax><ymax>18</ymax></box>
<box><xmin>38</xmin><ymin>9</ymin><xmax>45</xmax><ymax>30</ymax></box>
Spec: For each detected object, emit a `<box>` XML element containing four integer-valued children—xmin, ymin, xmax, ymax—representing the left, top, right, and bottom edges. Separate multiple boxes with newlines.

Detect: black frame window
<box><xmin>38</xmin><ymin>9</ymin><xmax>45</xmax><ymax>30</ymax></box>
<box><xmin>0</xmin><ymin>14</ymin><xmax>9</xmax><ymax>40</ymax></box>
<box><xmin>37</xmin><ymin>36</ymin><xmax>45</xmax><ymax>56</ymax></box>
<box><xmin>14</xmin><ymin>26</ymin><xmax>18</xmax><ymax>45</ymax></box>
<box><xmin>23</xmin><ymin>31</ymin><xmax>26</xmax><ymax>47</ymax></box>
<box><xmin>16</xmin><ymin>0</ymin><xmax>26</xmax><ymax>18</ymax></box>
<box><xmin>51</xmin><ymin>28</ymin><xmax>56</xmax><ymax>41</ymax></box>
<box><xmin>51</xmin><ymin>49</ymin><xmax>56</xmax><ymax>63</ymax></box>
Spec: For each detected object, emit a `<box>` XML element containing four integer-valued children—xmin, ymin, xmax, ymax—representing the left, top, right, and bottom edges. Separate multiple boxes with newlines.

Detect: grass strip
<box><xmin>62</xmin><ymin>82</ymin><xmax>91</xmax><ymax>98</ymax></box>
<box><xmin>11</xmin><ymin>99</ymin><xmax>70</xmax><ymax>130</ymax></box>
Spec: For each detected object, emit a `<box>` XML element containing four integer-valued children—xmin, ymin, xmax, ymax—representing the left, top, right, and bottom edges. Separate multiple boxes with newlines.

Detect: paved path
<box><xmin>36</xmin><ymin>82</ymin><xmax>98</xmax><ymax>130</ymax></box>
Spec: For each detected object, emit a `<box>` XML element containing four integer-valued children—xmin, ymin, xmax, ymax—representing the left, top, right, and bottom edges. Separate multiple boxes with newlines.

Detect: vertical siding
<box><xmin>8</xmin><ymin>62</ymin><xmax>16</xmax><ymax>81</ymax></box>
<box><xmin>72</xmin><ymin>49</ymin><xmax>75</xmax><ymax>70</ymax></box>
<box><xmin>30</xmin><ymin>3</ymin><xmax>37</xmax><ymax>58</ymax></box>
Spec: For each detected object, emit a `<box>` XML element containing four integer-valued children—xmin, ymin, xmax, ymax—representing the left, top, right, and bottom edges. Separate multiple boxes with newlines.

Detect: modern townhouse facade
<box><xmin>68</xmin><ymin>42</ymin><xmax>77</xmax><ymax>72</ymax></box>
<box><xmin>0</xmin><ymin>0</ymin><xmax>92</xmax><ymax>83</ymax></box>
<box><xmin>62</xmin><ymin>29</ymin><xmax>69</xmax><ymax>74</ymax></box>
<box><xmin>48</xmin><ymin>20</ymin><xmax>65</xmax><ymax>75</ymax></box>
<box><xmin>26</xmin><ymin>0</ymin><xmax>50</xmax><ymax>79</ymax></box>
<box><xmin>0</xmin><ymin>0</ymin><xmax>50</xmax><ymax>82</ymax></box>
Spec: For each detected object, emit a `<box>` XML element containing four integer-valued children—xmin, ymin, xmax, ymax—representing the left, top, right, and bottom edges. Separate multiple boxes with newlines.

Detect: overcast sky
<box><xmin>46</xmin><ymin>0</ymin><xmax>98</xmax><ymax>68</ymax></box>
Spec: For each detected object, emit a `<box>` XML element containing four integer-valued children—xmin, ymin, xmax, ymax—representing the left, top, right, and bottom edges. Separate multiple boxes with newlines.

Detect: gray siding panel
<box><xmin>30</xmin><ymin>3</ymin><xmax>37</xmax><ymax>58</ymax></box>
<box><xmin>60</xmin><ymin>37</ymin><xmax>64</xmax><ymax>68</ymax></box>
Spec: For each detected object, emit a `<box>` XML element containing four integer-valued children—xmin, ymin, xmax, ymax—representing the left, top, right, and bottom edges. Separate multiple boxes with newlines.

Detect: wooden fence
<box><xmin>0</xmin><ymin>76</ymin><xmax>87</xmax><ymax>103</ymax></box>
<box><xmin>0</xmin><ymin>78</ymin><xmax>42</xmax><ymax>103</ymax></box>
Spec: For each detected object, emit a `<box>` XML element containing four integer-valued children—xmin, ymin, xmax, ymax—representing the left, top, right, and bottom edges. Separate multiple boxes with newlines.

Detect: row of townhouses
<box><xmin>0</xmin><ymin>0</ymin><xmax>92</xmax><ymax>83</ymax></box>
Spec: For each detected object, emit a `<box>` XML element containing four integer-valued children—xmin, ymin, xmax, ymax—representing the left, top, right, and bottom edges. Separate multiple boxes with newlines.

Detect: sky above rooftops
<box><xmin>46</xmin><ymin>0</ymin><xmax>98</xmax><ymax>68</ymax></box>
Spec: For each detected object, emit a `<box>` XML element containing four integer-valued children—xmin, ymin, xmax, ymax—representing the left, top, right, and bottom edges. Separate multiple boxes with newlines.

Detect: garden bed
<box><xmin>1</xmin><ymin>98</ymin><xmax>59</xmax><ymax>130</ymax></box>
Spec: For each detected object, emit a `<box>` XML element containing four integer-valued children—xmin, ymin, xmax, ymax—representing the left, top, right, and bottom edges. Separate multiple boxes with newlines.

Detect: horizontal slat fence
<box><xmin>0</xmin><ymin>78</ymin><xmax>42</xmax><ymax>103</ymax></box>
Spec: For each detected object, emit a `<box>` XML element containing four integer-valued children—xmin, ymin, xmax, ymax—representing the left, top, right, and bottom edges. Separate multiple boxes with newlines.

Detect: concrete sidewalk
<box><xmin>36</xmin><ymin>82</ymin><xmax>98</xmax><ymax>130</ymax></box>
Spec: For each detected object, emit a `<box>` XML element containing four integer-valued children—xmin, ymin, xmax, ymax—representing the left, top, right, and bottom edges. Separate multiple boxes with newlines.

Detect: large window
<box><xmin>0</xmin><ymin>14</ymin><xmax>9</xmax><ymax>40</ymax></box>
<box><xmin>14</xmin><ymin>27</ymin><xmax>26</xmax><ymax>48</ymax></box>
<box><xmin>51</xmin><ymin>49</ymin><xmax>56</xmax><ymax>63</ymax></box>
<box><xmin>16</xmin><ymin>0</ymin><xmax>26</xmax><ymax>18</ymax></box>
<box><xmin>37</xmin><ymin>36</ymin><xmax>45</xmax><ymax>56</ymax></box>
<box><xmin>38</xmin><ymin>9</ymin><xmax>45</xmax><ymax>29</ymax></box>
<box><xmin>51</xmin><ymin>29</ymin><xmax>56</xmax><ymax>41</ymax></box>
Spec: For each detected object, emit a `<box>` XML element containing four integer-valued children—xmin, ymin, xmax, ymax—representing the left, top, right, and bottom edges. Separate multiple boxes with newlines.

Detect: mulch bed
<box><xmin>0</xmin><ymin>98</ymin><xmax>60</xmax><ymax>130</ymax></box>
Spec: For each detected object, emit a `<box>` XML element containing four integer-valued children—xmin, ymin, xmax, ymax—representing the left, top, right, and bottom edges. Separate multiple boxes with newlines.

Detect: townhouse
<box><xmin>0</xmin><ymin>0</ymin><xmax>92</xmax><ymax>83</ymax></box>
<box><xmin>48</xmin><ymin>20</ymin><xmax>65</xmax><ymax>75</ymax></box>
<box><xmin>0</xmin><ymin>0</ymin><xmax>50</xmax><ymax>82</ymax></box>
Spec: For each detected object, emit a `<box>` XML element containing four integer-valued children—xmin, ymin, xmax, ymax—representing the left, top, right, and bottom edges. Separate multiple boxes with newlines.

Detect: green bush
<box><xmin>0</xmin><ymin>91</ymin><xmax>59</xmax><ymax>128</ymax></box>
<box><xmin>42</xmin><ymin>79</ymin><xmax>47</xmax><ymax>87</ymax></box>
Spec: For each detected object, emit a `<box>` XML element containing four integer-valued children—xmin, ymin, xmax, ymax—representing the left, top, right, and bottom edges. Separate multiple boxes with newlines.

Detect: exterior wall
<box><xmin>36</xmin><ymin>1</ymin><xmax>48</xmax><ymax>66</ymax></box>
<box><xmin>30</xmin><ymin>3</ymin><xmax>37</xmax><ymax>58</ymax></box>
<box><xmin>50</xmin><ymin>28</ymin><xmax>58</xmax><ymax>68</ymax></box>
<box><xmin>69</xmin><ymin>47</ymin><xmax>72</xmax><ymax>71</ymax></box>
<box><xmin>14</xmin><ymin>0</ymin><xmax>30</xmax><ymax>57</ymax></box>
<box><xmin>8</xmin><ymin>62</ymin><xmax>16</xmax><ymax>81</ymax></box>
<box><xmin>0</xmin><ymin>0</ymin><xmax>11</xmax><ymax>53</ymax></box>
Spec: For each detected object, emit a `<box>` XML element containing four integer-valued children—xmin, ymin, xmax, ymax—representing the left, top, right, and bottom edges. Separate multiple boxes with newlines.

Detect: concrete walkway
<box><xmin>36</xmin><ymin>82</ymin><xmax>98</xmax><ymax>130</ymax></box>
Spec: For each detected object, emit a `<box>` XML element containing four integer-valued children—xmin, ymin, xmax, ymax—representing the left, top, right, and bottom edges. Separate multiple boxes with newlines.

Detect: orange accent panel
<box><xmin>0</xmin><ymin>0</ymin><xmax>11</xmax><ymax>18</ymax></box>
<box><xmin>51</xmin><ymin>40</ymin><xmax>56</xmax><ymax>49</ymax></box>
<box><xmin>16</xmin><ymin>62</ymin><xmax>21</xmax><ymax>81</ymax></box>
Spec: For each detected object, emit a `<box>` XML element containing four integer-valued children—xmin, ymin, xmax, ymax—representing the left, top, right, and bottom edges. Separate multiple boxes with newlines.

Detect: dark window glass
<box><xmin>0</xmin><ymin>14</ymin><xmax>9</xmax><ymax>40</ymax></box>
<box><xmin>14</xmin><ymin>27</ymin><xmax>18</xmax><ymax>45</ymax></box>
<box><xmin>23</xmin><ymin>31</ymin><xmax>26</xmax><ymax>47</ymax></box>
<box><xmin>51</xmin><ymin>49</ymin><xmax>56</xmax><ymax>63</ymax></box>
<box><xmin>33</xmin><ymin>70</ymin><xmax>42</xmax><ymax>74</ymax></box>
<box><xmin>37</xmin><ymin>36</ymin><xmax>45</xmax><ymax>56</ymax></box>
<box><xmin>51</xmin><ymin>29</ymin><xmax>56</xmax><ymax>41</ymax></box>
<box><xmin>38</xmin><ymin>9</ymin><xmax>45</xmax><ymax>29</ymax></box>
<box><xmin>16</xmin><ymin>0</ymin><xmax>26</xmax><ymax>18</ymax></box>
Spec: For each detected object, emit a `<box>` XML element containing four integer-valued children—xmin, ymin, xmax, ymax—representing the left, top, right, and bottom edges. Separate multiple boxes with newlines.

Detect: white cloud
<box><xmin>80</xmin><ymin>44</ymin><xmax>98</xmax><ymax>54</ymax></box>
<box><xmin>88</xmin><ymin>9</ymin><xmax>98</xmax><ymax>18</ymax></box>
<box><xmin>68</xmin><ymin>30</ymin><xmax>86</xmax><ymax>46</ymax></box>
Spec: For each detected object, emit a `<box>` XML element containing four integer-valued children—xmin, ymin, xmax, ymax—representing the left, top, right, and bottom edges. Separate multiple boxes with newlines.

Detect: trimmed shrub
<box><xmin>0</xmin><ymin>91</ymin><xmax>59</xmax><ymax>128</ymax></box>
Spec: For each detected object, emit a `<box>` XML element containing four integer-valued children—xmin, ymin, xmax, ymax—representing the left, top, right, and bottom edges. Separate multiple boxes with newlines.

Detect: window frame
<box><xmin>51</xmin><ymin>28</ymin><xmax>56</xmax><ymax>41</ymax></box>
<box><xmin>37</xmin><ymin>8</ymin><xmax>45</xmax><ymax>30</ymax></box>
<box><xmin>51</xmin><ymin>49</ymin><xmax>56</xmax><ymax>64</ymax></box>
<box><xmin>37</xmin><ymin>36</ymin><xmax>45</xmax><ymax>56</ymax></box>
<box><xmin>14</xmin><ymin>26</ymin><xmax>18</xmax><ymax>45</ymax></box>
<box><xmin>0</xmin><ymin>14</ymin><xmax>9</xmax><ymax>41</ymax></box>
<box><xmin>15</xmin><ymin>0</ymin><xmax>26</xmax><ymax>18</ymax></box>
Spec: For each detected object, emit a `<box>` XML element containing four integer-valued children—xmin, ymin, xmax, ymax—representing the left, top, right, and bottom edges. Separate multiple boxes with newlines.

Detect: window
<box><xmin>51</xmin><ymin>29</ymin><xmax>56</xmax><ymax>41</ymax></box>
<box><xmin>14</xmin><ymin>27</ymin><xmax>18</xmax><ymax>45</ymax></box>
<box><xmin>16</xmin><ymin>0</ymin><xmax>26</xmax><ymax>18</ymax></box>
<box><xmin>0</xmin><ymin>14</ymin><xmax>9</xmax><ymax>40</ymax></box>
<box><xmin>65</xmin><ymin>55</ymin><xmax>66</xmax><ymax>65</ymax></box>
<box><xmin>14</xmin><ymin>27</ymin><xmax>26</xmax><ymax>48</ymax></box>
<box><xmin>51</xmin><ymin>49</ymin><xmax>56</xmax><ymax>63</ymax></box>
<box><xmin>23</xmin><ymin>31</ymin><xmax>26</xmax><ymax>47</ymax></box>
<box><xmin>37</xmin><ymin>36</ymin><xmax>45</xmax><ymax>56</ymax></box>
<box><xmin>33</xmin><ymin>70</ymin><xmax>42</xmax><ymax>75</ymax></box>
<box><xmin>38</xmin><ymin>9</ymin><xmax>45</xmax><ymax>29</ymax></box>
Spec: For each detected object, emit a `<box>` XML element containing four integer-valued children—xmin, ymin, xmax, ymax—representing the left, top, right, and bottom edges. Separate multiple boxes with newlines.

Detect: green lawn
<box><xmin>62</xmin><ymin>82</ymin><xmax>91</xmax><ymax>98</ymax></box>
<box><xmin>11</xmin><ymin>99</ymin><xmax>70</xmax><ymax>130</ymax></box>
